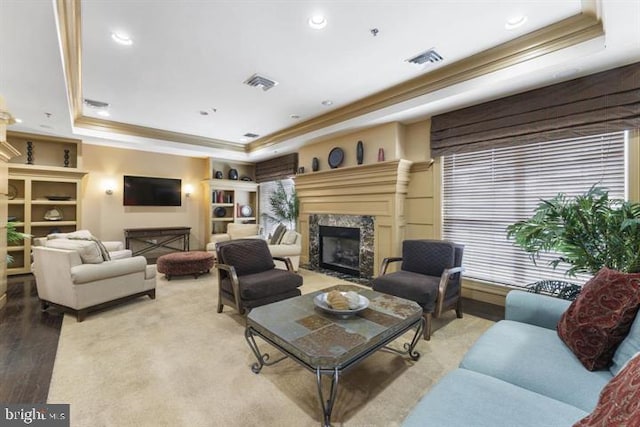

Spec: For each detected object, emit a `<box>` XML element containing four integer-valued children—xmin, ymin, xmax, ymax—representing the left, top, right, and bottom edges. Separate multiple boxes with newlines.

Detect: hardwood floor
<box><xmin>0</xmin><ymin>274</ymin><xmax>62</xmax><ymax>404</ymax></box>
<box><xmin>0</xmin><ymin>274</ymin><xmax>504</xmax><ymax>404</ymax></box>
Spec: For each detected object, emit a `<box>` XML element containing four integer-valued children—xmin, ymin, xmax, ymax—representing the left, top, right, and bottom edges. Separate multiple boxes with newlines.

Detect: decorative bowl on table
<box><xmin>313</xmin><ymin>290</ymin><xmax>369</xmax><ymax>316</ymax></box>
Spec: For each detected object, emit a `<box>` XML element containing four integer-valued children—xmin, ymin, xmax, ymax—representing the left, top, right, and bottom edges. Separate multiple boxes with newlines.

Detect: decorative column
<box><xmin>0</xmin><ymin>96</ymin><xmax>21</xmax><ymax>309</ymax></box>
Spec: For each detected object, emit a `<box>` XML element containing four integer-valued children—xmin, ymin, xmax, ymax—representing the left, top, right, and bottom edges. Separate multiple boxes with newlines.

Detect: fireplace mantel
<box><xmin>295</xmin><ymin>159</ymin><xmax>413</xmax><ymax>274</ymax></box>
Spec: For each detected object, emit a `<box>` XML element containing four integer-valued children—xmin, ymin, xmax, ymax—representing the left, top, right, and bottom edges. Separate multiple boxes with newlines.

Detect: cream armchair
<box><xmin>32</xmin><ymin>244</ymin><xmax>156</xmax><ymax>322</ymax></box>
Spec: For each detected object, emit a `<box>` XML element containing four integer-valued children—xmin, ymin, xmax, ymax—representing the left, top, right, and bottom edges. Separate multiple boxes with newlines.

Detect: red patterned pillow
<box><xmin>557</xmin><ymin>267</ymin><xmax>640</xmax><ymax>371</ymax></box>
<box><xmin>573</xmin><ymin>353</ymin><xmax>640</xmax><ymax>426</ymax></box>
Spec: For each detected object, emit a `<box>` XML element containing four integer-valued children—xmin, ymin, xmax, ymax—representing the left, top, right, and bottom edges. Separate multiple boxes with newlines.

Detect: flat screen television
<box><xmin>123</xmin><ymin>175</ymin><xmax>182</xmax><ymax>206</ymax></box>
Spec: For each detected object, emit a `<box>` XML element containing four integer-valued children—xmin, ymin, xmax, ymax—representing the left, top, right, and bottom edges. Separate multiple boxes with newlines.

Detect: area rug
<box><xmin>47</xmin><ymin>269</ymin><xmax>493</xmax><ymax>426</ymax></box>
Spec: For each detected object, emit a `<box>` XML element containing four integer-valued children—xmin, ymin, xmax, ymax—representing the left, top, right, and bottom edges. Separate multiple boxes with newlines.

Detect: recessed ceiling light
<box><xmin>14</xmin><ymin>118</ymin><xmax>23</xmax><ymax>123</ymax></box>
<box><xmin>505</xmin><ymin>15</ymin><xmax>527</xmax><ymax>30</ymax></box>
<box><xmin>96</xmin><ymin>110</ymin><xmax>110</xmax><ymax>117</ymax></box>
<box><xmin>308</xmin><ymin>15</ymin><xmax>327</xmax><ymax>30</ymax></box>
<box><xmin>111</xmin><ymin>31</ymin><xmax>133</xmax><ymax>46</ymax></box>
<box><xmin>321</xmin><ymin>100</ymin><xmax>333</xmax><ymax>106</ymax></box>
<box><xmin>290</xmin><ymin>114</ymin><xmax>301</xmax><ymax>119</ymax></box>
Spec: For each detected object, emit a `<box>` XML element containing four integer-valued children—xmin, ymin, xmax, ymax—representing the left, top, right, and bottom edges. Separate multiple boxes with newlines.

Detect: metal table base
<box><xmin>245</xmin><ymin>317</ymin><xmax>424</xmax><ymax>427</ymax></box>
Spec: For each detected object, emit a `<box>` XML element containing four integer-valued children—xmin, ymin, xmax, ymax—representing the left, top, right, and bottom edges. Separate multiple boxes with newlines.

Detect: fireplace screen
<box><xmin>319</xmin><ymin>225</ymin><xmax>360</xmax><ymax>275</ymax></box>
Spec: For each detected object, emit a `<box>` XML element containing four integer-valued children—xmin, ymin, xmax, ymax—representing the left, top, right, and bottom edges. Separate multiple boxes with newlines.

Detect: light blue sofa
<box><xmin>403</xmin><ymin>290</ymin><xmax>640</xmax><ymax>427</ymax></box>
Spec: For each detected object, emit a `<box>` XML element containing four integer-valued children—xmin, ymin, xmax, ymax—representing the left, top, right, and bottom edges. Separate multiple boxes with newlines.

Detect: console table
<box><xmin>124</xmin><ymin>227</ymin><xmax>191</xmax><ymax>258</ymax></box>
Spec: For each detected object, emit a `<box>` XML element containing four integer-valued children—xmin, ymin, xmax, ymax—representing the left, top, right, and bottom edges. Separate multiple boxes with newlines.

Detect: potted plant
<box><xmin>262</xmin><ymin>180</ymin><xmax>299</xmax><ymax>230</ymax></box>
<box><xmin>506</xmin><ymin>186</ymin><xmax>640</xmax><ymax>277</ymax></box>
<box><xmin>6</xmin><ymin>221</ymin><xmax>30</xmax><ymax>264</ymax></box>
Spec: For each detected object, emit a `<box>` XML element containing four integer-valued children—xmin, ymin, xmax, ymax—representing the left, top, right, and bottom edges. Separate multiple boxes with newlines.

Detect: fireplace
<box><xmin>319</xmin><ymin>226</ymin><xmax>360</xmax><ymax>275</ymax></box>
<box><xmin>309</xmin><ymin>214</ymin><xmax>374</xmax><ymax>279</ymax></box>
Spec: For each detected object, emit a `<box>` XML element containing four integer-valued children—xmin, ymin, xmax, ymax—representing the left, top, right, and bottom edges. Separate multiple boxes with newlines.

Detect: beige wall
<box><xmin>81</xmin><ymin>145</ymin><xmax>208</xmax><ymax>249</ymax></box>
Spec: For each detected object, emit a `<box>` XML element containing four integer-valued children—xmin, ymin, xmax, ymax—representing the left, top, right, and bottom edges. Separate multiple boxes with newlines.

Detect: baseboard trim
<box><xmin>461</xmin><ymin>279</ymin><xmax>511</xmax><ymax>307</ymax></box>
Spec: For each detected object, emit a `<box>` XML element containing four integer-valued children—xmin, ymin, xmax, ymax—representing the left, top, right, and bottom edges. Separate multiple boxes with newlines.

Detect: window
<box><xmin>442</xmin><ymin>131</ymin><xmax>627</xmax><ymax>288</ymax></box>
<box><xmin>259</xmin><ymin>178</ymin><xmax>296</xmax><ymax>237</ymax></box>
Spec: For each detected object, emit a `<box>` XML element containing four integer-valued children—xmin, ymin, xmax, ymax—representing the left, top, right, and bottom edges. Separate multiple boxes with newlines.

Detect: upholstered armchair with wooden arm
<box><xmin>215</xmin><ymin>238</ymin><xmax>303</xmax><ymax>314</ymax></box>
<box><xmin>371</xmin><ymin>240</ymin><xmax>464</xmax><ymax>340</ymax></box>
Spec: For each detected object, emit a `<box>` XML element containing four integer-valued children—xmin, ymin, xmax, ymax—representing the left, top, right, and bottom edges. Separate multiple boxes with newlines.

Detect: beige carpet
<box><xmin>47</xmin><ymin>269</ymin><xmax>493</xmax><ymax>427</ymax></box>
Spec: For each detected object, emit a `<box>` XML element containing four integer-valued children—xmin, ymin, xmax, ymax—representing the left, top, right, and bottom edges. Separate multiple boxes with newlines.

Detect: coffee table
<box><xmin>245</xmin><ymin>284</ymin><xmax>424</xmax><ymax>426</ymax></box>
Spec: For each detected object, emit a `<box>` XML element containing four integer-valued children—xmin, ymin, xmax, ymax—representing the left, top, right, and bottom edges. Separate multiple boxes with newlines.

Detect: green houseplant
<box><xmin>262</xmin><ymin>180</ymin><xmax>299</xmax><ymax>230</ymax></box>
<box><xmin>6</xmin><ymin>221</ymin><xmax>30</xmax><ymax>264</ymax></box>
<box><xmin>506</xmin><ymin>186</ymin><xmax>640</xmax><ymax>277</ymax></box>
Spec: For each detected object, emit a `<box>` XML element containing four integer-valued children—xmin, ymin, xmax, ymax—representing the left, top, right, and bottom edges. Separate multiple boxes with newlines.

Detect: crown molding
<box><xmin>74</xmin><ymin>116</ymin><xmax>245</xmax><ymax>152</ymax></box>
<box><xmin>248</xmin><ymin>12</ymin><xmax>603</xmax><ymax>152</ymax></box>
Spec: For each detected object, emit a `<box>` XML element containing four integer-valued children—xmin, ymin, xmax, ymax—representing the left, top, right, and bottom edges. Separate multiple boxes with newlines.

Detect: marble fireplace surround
<box><xmin>309</xmin><ymin>214</ymin><xmax>374</xmax><ymax>278</ymax></box>
<box><xmin>295</xmin><ymin>159</ymin><xmax>412</xmax><ymax>278</ymax></box>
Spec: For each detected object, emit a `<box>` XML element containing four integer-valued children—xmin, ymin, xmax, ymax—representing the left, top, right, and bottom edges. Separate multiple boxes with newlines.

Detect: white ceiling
<box><xmin>1</xmin><ymin>0</ymin><xmax>639</xmax><ymax>161</ymax></box>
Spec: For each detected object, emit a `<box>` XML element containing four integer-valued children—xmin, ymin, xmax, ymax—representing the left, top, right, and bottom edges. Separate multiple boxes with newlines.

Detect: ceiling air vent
<box><xmin>83</xmin><ymin>98</ymin><xmax>110</xmax><ymax>108</ymax></box>
<box><xmin>405</xmin><ymin>48</ymin><xmax>443</xmax><ymax>65</ymax></box>
<box><xmin>243</xmin><ymin>132</ymin><xmax>260</xmax><ymax>138</ymax></box>
<box><xmin>243</xmin><ymin>74</ymin><xmax>278</xmax><ymax>91</ymax></box>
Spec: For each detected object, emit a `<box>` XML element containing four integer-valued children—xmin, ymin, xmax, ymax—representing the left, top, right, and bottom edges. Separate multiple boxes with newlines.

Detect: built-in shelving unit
<box><xmin>202</xmin><ymin>179</ymin><xmax>258</xmax><ymax>237</ymax></box>
<box><xmin>7</xmin><ymin>131</ymin><xmax>87</xmax><ymax>275</ymax></box>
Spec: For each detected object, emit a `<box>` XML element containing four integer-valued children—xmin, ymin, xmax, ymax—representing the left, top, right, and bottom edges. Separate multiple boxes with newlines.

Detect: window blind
<box><xmin>442</xmin><ymin>131</ymin><xmax>627</xmax><ymax>288</ymax></box>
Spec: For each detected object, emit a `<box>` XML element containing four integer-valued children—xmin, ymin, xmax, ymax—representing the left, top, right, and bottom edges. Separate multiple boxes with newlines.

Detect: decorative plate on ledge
<box><xmin>214</xmin><ymin>207</ymin><xmax>227</xmax><ymax>217</ymax></box>
<box><xmin>328</xmin><ymin>147</ymin><xmax>344</xmax><ymax>169</ymax></box>
<box><xmin>45</xmin><ymin>195</ymin><xmax>72</xmax><ymax>201</ymax></box>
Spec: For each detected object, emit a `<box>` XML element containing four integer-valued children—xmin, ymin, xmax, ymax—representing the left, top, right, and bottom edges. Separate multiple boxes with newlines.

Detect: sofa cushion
<box><xmin>47</xmin><ymin>229</ymin><xmax>93</xmax><ymax>240</ymax></box>
<box><xmin>45</xmin><ymin>239</ymin><xmax>104</xmax><ymax>264</ymax></box>
<box><xmin>460</xmin><ymin>320</ymin><xmax>612</xmax><ymax>412</ymax></box>
<box><xmin>269</xmin><ymin>224</ymin><xmax>286</xmax><ymax>245</ymax></box>
<box><xmin>228</xmin><ymin>223</ymin><xmax>259</xmax><ymax>239</ymax></box>
<box><xmin>574</xmin><ymin>353</ymin><xmax>640</xmax><ymax>426</ymax></box>
<box><xmin>402</xmin><ymin>368</ymin><xmax>588</xmax><ymax>427</ymax></box>
<box><xmin>371</xmin><ymin>270</ymin><xmax>440</xmax><ymax>312</ymax></box>
<box><xmin>280</xmin><ymin>230</ymin><xmax>298</xmax><ymax>245</ymax></box>
<box><xmin>610</xmin><ymin>312</ymin><xmax>640</xmax><ymax>376</ymax></box>
<box><xmin>69</xmin><ymin>236</ymin><xmax>111</xmax><ymax>261</ymax></box>
<box><xmin>557</xmin><ymin>267</ymin><xmax>640</xmax><ymax>371</ymax></box>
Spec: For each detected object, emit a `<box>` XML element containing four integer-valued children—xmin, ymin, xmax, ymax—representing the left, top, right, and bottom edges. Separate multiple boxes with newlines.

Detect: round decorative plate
<box><xmin>214</xmin><ymin>207</ymin><xmax>227</xmax><ymax>217</ymax></box>
<box><xmin>240</xmin><ymin>205</ymin><xmax>253</xmax><ymax>217</ymax></box>
<box><xmin>328</xmin><ymin>147</ymin><xmax>344</xmax><ymax>169</ymax></box>
<box><xmin>45</xmin><ymin>195</ymin><xmax>72</xmax><ymax>201</ymax></box>
<box><xmin>313</xmin><ymin>292</ymin><xmax>369</xmax><ymax>316</ymax></box>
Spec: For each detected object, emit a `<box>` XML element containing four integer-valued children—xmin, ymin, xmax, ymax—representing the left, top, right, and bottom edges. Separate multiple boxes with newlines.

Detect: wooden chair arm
<box><xmin>215</xmin><ymin>263</ymin><xmax>242</xmax><ymax>311</ymax></box>
<box><xmin>379</xmin><ymin>257</ymin><xmax>403</xmax><ymax>276</ymax></box>
<box><xmin>273</xmin><ymin>256</ymin><xmax>294</xmax><ymax>271</ymax></box>
<box><xmin>435</xmin><ymin>266</ymin><xmax>465</xmax><ymax>316</ymax></box>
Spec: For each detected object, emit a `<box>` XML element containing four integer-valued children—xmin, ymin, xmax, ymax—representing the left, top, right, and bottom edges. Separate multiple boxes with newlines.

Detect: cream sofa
<box><xmin>32</xmin><ymin>237</ymin><xmax>156</xmax><ymax>321</ymax></box>
<box><xmin>205</xmin><ymin>223</ymin><xmax>302</xmax><ymax>271</ymax></box>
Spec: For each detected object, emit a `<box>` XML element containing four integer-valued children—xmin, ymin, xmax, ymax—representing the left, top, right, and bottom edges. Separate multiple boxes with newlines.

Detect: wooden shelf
<box><xmin>31</xmin><ymin>221</ymin><xmax>77</xmax><ymax>227</ymax></box>
<box><xmin>7</xmin><ymin>246</ymin><xmax>25</xmax><ymax>252</ymax></box>
<box><xmin>31</xmin><ymin>200</ymin><xmax>77</xmax><ymax>205</ymax></box>
<box><xmin>211</xmin><ymin>218</ymin><xmax>234</xmax><ymax>222</ymax></box>
<box><xmin>211</xmin><ymin>203</ymin><xmax>234</xmax><ymax>208</ymax></box>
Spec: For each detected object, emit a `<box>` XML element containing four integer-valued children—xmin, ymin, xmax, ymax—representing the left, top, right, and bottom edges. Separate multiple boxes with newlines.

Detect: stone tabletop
<box><xmin>247</xmin><ymin>284</ymin><xmax>422</xmax><ymax>369</ymax></box>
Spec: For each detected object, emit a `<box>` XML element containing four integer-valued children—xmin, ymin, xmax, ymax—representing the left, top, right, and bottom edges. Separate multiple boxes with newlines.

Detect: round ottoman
<box><xmin>157</xmin><ymin>251</ymin><xmax>215</xmax><ymax>280</ymax></box>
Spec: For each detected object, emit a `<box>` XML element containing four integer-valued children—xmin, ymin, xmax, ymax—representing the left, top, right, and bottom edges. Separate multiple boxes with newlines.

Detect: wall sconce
<box><xmin>184</xmin><ymin>184</ymin><xmax>194</xmax><ymax>198</ymax></box>
<box><xmin>102</xmin><ymin>179</ymin><xmax>116</xmax><ymax>195</ymax></box>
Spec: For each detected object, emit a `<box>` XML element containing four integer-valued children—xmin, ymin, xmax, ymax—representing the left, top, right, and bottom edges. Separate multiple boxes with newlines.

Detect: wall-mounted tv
<box><xmin>123</xmin><ymin>175</ymin><xmax>182</xmax><ymax>206</ymax></box>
